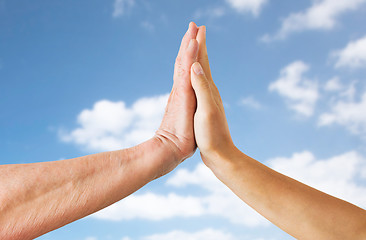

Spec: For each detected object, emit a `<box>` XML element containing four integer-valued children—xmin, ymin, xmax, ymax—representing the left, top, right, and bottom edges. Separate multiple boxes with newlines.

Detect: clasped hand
<box><xmin>155</xmin><ymin>22</ymin><xmax>235</xmax><ymax>177</ymax></box>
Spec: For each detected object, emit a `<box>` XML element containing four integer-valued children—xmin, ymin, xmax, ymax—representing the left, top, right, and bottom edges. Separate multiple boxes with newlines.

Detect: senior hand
<box><xmin>0</xmin><ymin>22</ymin><xmax>201</xmax><ymax>240</ymax></box>
<box><xmin>154</xmin><ymin>22</ymin><xmax>199</xmax><ymax>177</ymax></box>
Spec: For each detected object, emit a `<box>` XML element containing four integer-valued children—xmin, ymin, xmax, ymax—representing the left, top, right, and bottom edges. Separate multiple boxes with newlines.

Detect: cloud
<box><xmin>92</xmin><ymin>192</ymin><xmax>205</xmax><ymax>221</ymax></box>
<box><xmin>91</xmin><ymin>150</ymin><xmax>366</xmax><ymax>227</ymax></box>
<box><xmin>121</xmin><ymin>231</ymin><xmax>278</xmax><ymax>240</ymax></box>
<box><xmin>269</xmin><ymin>61</ymin><xmax>318</xmax><ymax>117</ymax></box>
<box><xmin>167</xmin><ymin>163</ymin><xmax>270</xmax><ymax>227</ymax></box>
<box><xmin>239</xmin><ymin>96</ymin><xmax>262</xmax><ymax>109</ymax></box>
<box><xmin>142</xmin><ymin>228</ymin><xmax>237</xmax><ymax>240</ymax></box>
<box><xmin>166</xmin><ymin>163</ymin><xmax>219</xmax><ymax>190</ymax></box>
<box><xmin>194</xmin><ymin>0</ymin><xmax>266</xmax><ymax>20</ymax></box>
<box><xmin>318</xmin><ymin>89</ymin><xmax>366</xmax><ymax>137</ymax></box>
<box><xmin>268</xmin><ymin>151</ymin><xmax>366</xmax><ymax>208</ymax></box>
<box><xmin>261</xmin><ymin>0</ymin><xmax>366</xmax><ymax>41</ymax></box>
<box><xmin>60</xmin><ymin>94</ymin><xmax>169</xmax><ymax>152</ymax></box>
<box><xmin>120</xmin><ymin>229</ymin><xmax>236</xmax><ymax>240</ymax></box>
<box><xmin>194</xmin><ymin>6</ymin><xmax>226</xmax><ymax>20</ymax></box>
<box><xmin>332</xmin><ymin>35</ymin><xmax>366</xmax><ymax>69</ymax></box>
<box><xmin>92</xmin><ymin>163</ymin><xmax>269</xmax><ymax>227</ymax></box>
<box><xmin>324</xmin><ymin>76</ymin><xmax>343</xmax><ymax>92</ymax></box>
<box><xmin>141</xmin><ymin>21</ymin><xmax>155</xmax><ymax>32</ymax></box>
<box><xmin>113</xmin><ymin>0</ymin><xmax>135</xmax><ymax>18</ymax></box>
<box><xmin>225</xmin><ymin>0</ymin><xmax>268</xmax><ymax>16</ymax></box>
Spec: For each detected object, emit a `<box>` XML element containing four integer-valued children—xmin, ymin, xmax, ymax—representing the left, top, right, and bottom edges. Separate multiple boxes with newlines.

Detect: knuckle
<box><xmin>198</xmin><ymin>79</ymin><xmax>211</xmax><ymax>90</ymax></box>
<box><xmin>198</xmin><ymin>55</ymin><xmax>209</xmax><ymax>63</ymax></box>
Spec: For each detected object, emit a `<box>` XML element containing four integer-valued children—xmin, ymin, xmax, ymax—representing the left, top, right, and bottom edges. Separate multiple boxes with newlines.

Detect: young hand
<box><xmin>190</xmin><ymin>26</ymin><xmax>236</xmax><ymax>170</ymax></box>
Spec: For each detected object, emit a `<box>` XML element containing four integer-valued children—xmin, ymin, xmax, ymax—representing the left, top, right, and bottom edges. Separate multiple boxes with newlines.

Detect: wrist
<box><xmin>123</xmin><ymin>128</ymin><xmax>195</xmax><ymax>181</ymax></box>
<box><xmin>154</xmin><ymin>128</ymin><xmax>196</xmax><ymax>162</ymax></box>
<box><xmin>148</xmin><ymin>134</ymin><xmax>184</xmax><ymax>179</ymax></box>
<box><xmin>117</xmin><ymin>137</ymin><xmax>177</xmax><ymax>183</ymax></box>
<box><xmin>154</xmin><ymin>130</ymin><xmax>183</xmax><ymax>162</ymax></box>
<box><xmin>201</xmin><ymin>143</ymin><xmax>243</xmax><ymax>179</ymax></box>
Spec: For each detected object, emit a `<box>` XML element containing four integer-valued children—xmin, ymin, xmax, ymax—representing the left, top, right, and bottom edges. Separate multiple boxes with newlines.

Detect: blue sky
<box><xmin>1</xmin><ymin>0</ymin><xmax>366</xmax><ymax>239</ymax></box>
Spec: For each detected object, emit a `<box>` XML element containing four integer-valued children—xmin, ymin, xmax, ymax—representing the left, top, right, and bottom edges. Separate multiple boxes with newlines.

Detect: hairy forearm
<box><xmin>0</xmin><ymin>137</ymin><xmax>172</xmax><ymax>240</ymax></box>
<box><xmin>208</xmin><ymin>147</ymin><xmax>366</xmax><ymax>240</ymax></box>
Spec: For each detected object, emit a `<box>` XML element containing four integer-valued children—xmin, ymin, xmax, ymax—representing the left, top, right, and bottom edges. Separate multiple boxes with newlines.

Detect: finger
<box><xmin>182</xmin><ymin>39</ymin><xmax>199</xmax><ymax>70</ymax></box>
<box><xmin>173</xmin><ymin>23</ymin><xmax>199</xmax><ymax>84</ymax></box>
<box><xmin>196</xmin><ymin>26</ymin><xmax>212</xmax><ymax>81</ymax></box>
<box><xmin>196</xmin><ymin>26</ymin><xmax>223</xmax><ymax>107</ymax></box>
<box><xmin>177</xmin><ymin>22</ymin><xmax>199</xmax><ymax>62</ymax></box>
<box><xmin>191</xmin><ymin>62</ymin><xmax>214</xmax><ymax>110</ymax></box>
<box><xmin>174</xmin><ymin>39</ymin><xmax>199</xmax><ymax>84</ymax></box>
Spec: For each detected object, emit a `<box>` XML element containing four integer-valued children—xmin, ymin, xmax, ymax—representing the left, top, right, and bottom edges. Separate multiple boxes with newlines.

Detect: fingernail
<box><xmin>193</xmin><ymin>62</ymin><xmax>204</xmax><ymax>75</ymax></box>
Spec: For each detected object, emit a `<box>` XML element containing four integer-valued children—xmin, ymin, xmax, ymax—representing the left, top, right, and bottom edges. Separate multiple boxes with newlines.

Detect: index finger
<box><xmin>196</xmin><ymin>25</ymin><xmax>212</xmax><ymax>81</ymax></box>
<box><xmin>176</xmin><ymin>22</ymin><xmax>199</xmax><ymax>62</ymax></box>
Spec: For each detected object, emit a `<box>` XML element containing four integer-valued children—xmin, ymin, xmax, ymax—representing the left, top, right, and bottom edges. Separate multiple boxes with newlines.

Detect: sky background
<box><xmin>1</xmin><ymin>0</ymin><xmax>366</xmax><ymax>239</ymax></box>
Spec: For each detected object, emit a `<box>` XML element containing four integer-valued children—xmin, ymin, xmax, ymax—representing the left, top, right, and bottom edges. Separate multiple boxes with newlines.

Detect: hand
<box><xmin>154</xmin><ymin>22</ymin><xmax>199</xmax><ymax>175</ymax></box>
<box><xmin>190</xmin><ymin>26</ymin><xmax>236</xmax><ymax>169</ymax></box>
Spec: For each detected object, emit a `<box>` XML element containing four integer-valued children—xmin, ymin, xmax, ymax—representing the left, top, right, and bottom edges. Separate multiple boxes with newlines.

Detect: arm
<box><xmin>0</xmin><ymin>138</ymin><xmax>174</xmax><ymax>239</ymax></box>
<box><xmin>191</xmin><ymin>26</ymin><xmax>366</xmax><ymax>240</ymax></box>
<box><xmin>0</xmin><ymin>22</ymin><xmax>200</xmax><ymax>240</ymax></box>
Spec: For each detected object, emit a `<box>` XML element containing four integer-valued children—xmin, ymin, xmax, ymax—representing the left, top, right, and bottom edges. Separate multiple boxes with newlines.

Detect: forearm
<box><xmin>208</xmin><ymin>146</ymin><xmax>366</xmax><ymax>240</ymax></box>
<box><xmin>0</xmin><ymin>137</ymin><xmax>172</xmax><ymax>240</ymax></box>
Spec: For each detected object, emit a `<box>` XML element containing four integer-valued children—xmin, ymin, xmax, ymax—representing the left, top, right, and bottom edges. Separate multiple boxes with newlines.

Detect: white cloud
<box><xmin>113</xmin><ymin>0</ymin><xmax>135</xmax><ymax>18</ymax></box>
<box><xmin>324</xmin><ymin>76</ymin><xmax>343</xmax><ymax>92</ymax></box>
<box><xmin>318</xmin><ymin>90</ymin><xmax>366</xmax><ymax>136</ymax></box>
<box><xmin>261</xmin><ymin>0</ymin><xmax>366</xmax><ymax>41</ymax></box>
<box><xmin>91</xmin><ymin>150</ymin><xmax>366</xmax><ymax>227</ymax></box>
<box><xmin>167</xmin><ymin>164</ymin><xmax>270</xmax><ymax>227</ymax></box>
<box><xmin>269</xmin><ymin>61</ymin><xmax>318</xmax><ymax>117</ymax></box>
<box><xmin>141</xmin><ymin>21</ymin><xmax>155</xmax><ymax>32</ymax></box>
<box><xmin>166</xmin><ymin>163</ymin><xmax>219</xmax><ymax>191</ymax></box>
<box><xmin>194</xmin><ymin>6</ymin><xmax>226</xmax><ymax>20</ymax></box>
<box><xmin>194</xmin><ymin>0</ymin><xmax>266</xmax><ymax>20</ymax></box>
<box><xmin>268</xmin><ymin>151</ymin><xmax>366</xmax><ymax>208</ymax></box>
<box><xmin>225</xmin><ymin>0</ymin><xmax>268</xmax><ymax>16</ymax></box>
<box><xmin>120</xmin><ymin>229</ymin><xmax>237</xmax><ymax>240</ymax></box>
<box><xmin>85</xmin><ymin>237</ymin><xmax>98</xmax><ymax>240</ymax></box>
<box><xmin>92</xmin><ymin>163</ymin><xmax>269</xmax><ymax>227</ymax></box>
<box><xmin>338</xmin><ymin>81</ymin><xmax>357</xmax><ymax>100</ymax></box>
<box><xmin>332</xmin><ymin>35</ymin><xmax>366</xmax><ymax>69</ymax></box>
<box><xmin>142</xmin><ymin>228</ymin><xmax>237</xmax><ymax>240</ymax></box>
<box><xmin>60</xmin><ymin>94</ymin><xmax>169</xmax><ymax>152</ymax></box>
<box><xmin>92</xmin><ymin>192</ymin><xmax>205</xmax><ymax>221</ymax></box>
<box><xmin>239</xmin><ymin>96</ymin><xmax>262</xmax><ymax>109</ymax></box>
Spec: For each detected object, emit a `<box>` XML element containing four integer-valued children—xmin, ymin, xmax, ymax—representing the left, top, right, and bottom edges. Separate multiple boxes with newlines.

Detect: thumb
<box><xmin>191</xmin><ymin>62</ymin><xmax>213</xmax><ymax>110</ymax></box>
